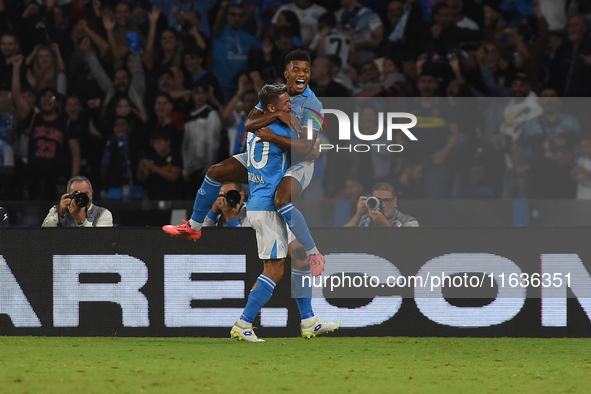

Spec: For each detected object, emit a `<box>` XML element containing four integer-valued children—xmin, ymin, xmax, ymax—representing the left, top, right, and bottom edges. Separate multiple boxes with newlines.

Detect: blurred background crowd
<box><xmin>1</xmin><ymin>0</ymin><xmax>591</xmax><ymax>206</ymax></box>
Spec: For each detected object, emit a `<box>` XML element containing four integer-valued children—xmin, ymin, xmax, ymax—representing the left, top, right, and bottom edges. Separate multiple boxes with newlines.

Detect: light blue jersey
<box><xmin>255</xmin><ymin>86</ymin><xmax>323</xmax><ymax>135</ymax></box>
<box><xmin>255</xmin><ymin>86</ymin><xmax>323</xmax><ymax>162</ymax></box>
<box><xmin>246</xmin><ymin>121</ymin><xmax>292</xmax><ymax>211</ymax></box>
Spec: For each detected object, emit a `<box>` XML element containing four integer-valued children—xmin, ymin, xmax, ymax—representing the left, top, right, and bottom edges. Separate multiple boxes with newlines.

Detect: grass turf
<box><xmin>0</xmin><ymin>337</ymin><xmax>590</xmax><ymax>393</ymax></box>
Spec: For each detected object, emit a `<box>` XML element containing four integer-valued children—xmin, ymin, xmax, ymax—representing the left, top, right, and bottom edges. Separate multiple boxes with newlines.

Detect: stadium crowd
<box><xmin>2</xmin><ymin>0</ymin><xmax>591</xmax><ymax>204</ymax></box>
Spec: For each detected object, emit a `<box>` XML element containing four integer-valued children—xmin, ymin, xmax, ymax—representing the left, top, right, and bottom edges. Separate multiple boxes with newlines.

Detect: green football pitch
<box><xmin>1</xmin><ymin>336</ymin><xmax>590</xmax><ymax>393</ymax></box>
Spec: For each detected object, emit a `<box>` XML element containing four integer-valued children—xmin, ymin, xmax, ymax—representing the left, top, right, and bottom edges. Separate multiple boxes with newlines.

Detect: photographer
<box><xmin>42</xmin><ymin>176</ymin><xmax>113</xmax><ymax>227</ymax></box>
<box><xmin>203</xmin><ymin>182</ymin><xmax>250</xmax><ymax>227</ymax></box>
<box><xmin>344</xmin><ymin>182</ymin><xmax>418</xmax><ymax>227</ymax></box>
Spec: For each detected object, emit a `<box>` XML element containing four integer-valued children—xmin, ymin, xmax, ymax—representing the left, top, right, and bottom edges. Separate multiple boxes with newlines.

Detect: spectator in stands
<box><xmin>13</xmin><ymin>53</ymin><xmax>81</xmax><ymax>201</ymax></box>
<box><xmin>152</xmin><ymin>0</ymin><xmax>217</xmax><ymax>37</ymax></box>
<box><xmin>549</xmin><ymin>14</ymin><xmax>591</xmax><ymax>97</ymax></box>
<box><xmin>482</xmin><ymin>4</ymin><xmax>513</xmax><ymax>62</ymax></box>
<box><xmin>17</xmin><ymin>0</ymin><xmax>57</xmax><ymax>55</ymax></box>
<box><xmin>221</xmin><ymin>74</ymin><xmax>258</xmax><ymax>157</ymax></box>
<box><xmin>151</xmin><ymin>92</ymin><xmax>184</xmax><ymax>151</ymax></box>
<box><xmin>335</xmin><ymin>0</ymin><xmax>384</xmax><ymax>64</ymax></box>
<box><xmin>0</xmin><ymin>32</ymin><xmax>22</xmax><ymax>90</ymax></box>
<box><xmin>520</xmin><ymin>88</ymin><xmax>580</xmax><ymax>198</ymax></box>
<box><xmin>447</xmin><ymin>0</ymin><xmax>480</xmax><ymax>31</ymax></box>
<box><xmin>273</xmin><ymin>9</ymin><xmax>303</xmax><ymax>46</ymax></box>
<box><xmin>182</xmin><ymin>80</ymin><xmax>222</xmax><ymax>198</ymax></box>
<box><xmin>572</xmin><ymin>133</ymin><xmax>591</xmax><ymax>200</ymax></box>
<box><xmin>343</xmin><ymin>106</ymin><xmax>395</xmax><ymax>188</ymax></box>
<box><xmin>64</xmin><ymin>95</ymin><xmax>102</xmax><ymax>189</ymax></box>
<box><xmin>503</xmin><ymin>1</ymin><xmax>550</xmax><ymax>93</ymax></box>
<box><xmin>334</xmin><ymin>175</ymin><xmax>366</xmax><ymax>220</ymax></box>
<box><xmin>327</xmin><ymin>54</ymin><xmax>355</xmax><ymax>93</ymax></box>
<box><xmin>309</xmin><ymin>12</ymin><xmax>352</xmax><ymax>71</ymax></box>
<box><xmin>270</xmin><ymin>0</ymin><xmax>326</xmax><ymax>48</ymax></box>
<box><xmin>381</xmin><ymin>0</ymin><xmax>424</xmax><ymax>59</ymax></box>
<box><xmin>249</xmin><ymin>27</ymin><xmax>298</xmax><ymax>84</ymax></box>
<box><xmin>182</xmin><ymin>46</ymin><xmax>224</xmax><ymax>107</ymax></box>
<box><xmin>137</xmin><ymin>128</ymin><xmax>183</xmax><ymax>200</ymax></box>
<box><xmin>66</xmin><ymin>31</ymin><xmax>108</xmax><ymax>105</ymax></box>
<box><xmin>212</xmin><ymin>2</ymin><xmax>261</xmax><ymax>102</ymax></box>
<box><xmin>175</xmin><ymin>9</ymin><xmax>210</xmax><ymax>60</ymax></box>
<box><xmin>403</xmin><ymin>71</ymin><xmax>459</xmax><ymax>199</ymax></box>
<box><xmin>0</xmin><ymin>96</ymin><xmax>15</xmax><ymax>200</ymax></box>
<box><xmin>352</xmin><ymin>60</ymin><xmax>386</xmax><ymax>97</ymax></box>
<box><xmin>500</xmin><ymin>0</ymin><xmax>535</xmax><ymax>27</ymax></box>
<box><xmin>393</xmin><ymin>156</ymin><xmax>424</xmax><ymax>199</ymax></box>
<box><xmin>345</xmin><ymin>182</ymin><xmax>419</xmax><ymax>227</ymax></box>
<box><xmin>420</xmin><ymin>2</ymin><xmax>480</xmax><ymax>56</ymax></box>
<box><xmin>203</xmin><ymin>181</ymin><xmax>250</xmax><ymax>227</ymax></box>
<box><xmin>498</xmin><ymin>72</ymin><xmax>542</xmax><ymax>198</ymax></box>
<box><xmin>42</xmin><ymin>175</ymin><xmax>113</xmax><ymax>227</ymax></box>
<box><xmin>25</xmin><ymin>44</ymin><xmax>67</xmax><ymax>96</ymax></box>
<box><xmin>102</xmin><ymin>116</ymin><xmax>144</xmax><ymax>200</ymax></box>
<box><xmin>97</xmin><ymin>95</ymin><xmax>146</xmax><ymax>149</ymax></box>
<box><xmin>84</xmin><ymin>45</ymin><xmax>147</xmax><ymax>119</ymax></box>
<box><xmin>145</xmin><ymin>8</ymin><xmax>184</xmax><ymax>75</ymax></box>
<box><xmin>108</xmin><ymin>1</ymin><xmax>144</xmax><ymax>64</ymax></box>
<box><xmin>310</xmin><ymin>56</ymin><xmax>350</xmax><ymax>97</ymax></box>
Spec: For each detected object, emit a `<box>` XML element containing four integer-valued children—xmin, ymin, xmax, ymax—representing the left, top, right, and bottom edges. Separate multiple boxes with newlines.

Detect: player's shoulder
<box><xmin>302</xmin><ymin>86</ymin><xmax>323</xmax><ymax>107</ymax></box>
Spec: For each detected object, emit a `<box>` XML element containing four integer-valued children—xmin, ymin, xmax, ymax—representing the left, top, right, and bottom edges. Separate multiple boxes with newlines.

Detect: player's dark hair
<box><xmin>284</xmin><ymin>49</ymin><xmax>311</xmax><ymax>68</ymax></box>
<box><xmin>258</xmin><ymin>83</ymin><xmax>287</xmax><ymax>110</ymax></box>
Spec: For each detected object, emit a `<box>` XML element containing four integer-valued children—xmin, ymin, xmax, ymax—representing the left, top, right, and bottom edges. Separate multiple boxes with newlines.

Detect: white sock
<box><xmin>306</xmin><ymin>247</ymin><xmax>320</xmax><ymax>257</ymax></box>
<box><xmin>189</xmin><ymin>219</ymin><xmax>202</xmax><ymax>232</ymax></box>
<box><xmin>238</xmin><ymin>319</ymin><xmax>252</xmax><ymax>328</ymax></box>
<box><xmin>301</xmin><ymin>316</ymin><xmax>316</xmax><ymax>326</ymax></box>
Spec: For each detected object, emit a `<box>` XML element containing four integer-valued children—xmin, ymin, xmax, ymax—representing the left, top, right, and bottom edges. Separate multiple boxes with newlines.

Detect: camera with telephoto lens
<box><xmin>68</xmin><ymin>191</ymin><xmax>90</xmax><ymax>208</ymax></box>
<box><xmin>223</xmin><ymin>190</ymin><xmax>241</xmax><ymax>208</ymax></box>
<box><xmin>365</xmin><ymin>196</ymin><xmax>381</xmax><ymax>211</ymax></box>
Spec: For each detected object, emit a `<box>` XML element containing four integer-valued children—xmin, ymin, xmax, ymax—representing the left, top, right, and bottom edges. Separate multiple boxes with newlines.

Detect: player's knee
<box><xmin>265</xmin><ymin>260</ymin><xmax>285</xmax><ymax>282</ymax></box>
<box><xmin>206</xmin><ymin>164</ymin><xmax>223</xmax><ymax>181</ymax></box>
<box><xmin>274</xmin><ymin>193</ymin><xmax>291</xmax><ymax>209</ymax></box>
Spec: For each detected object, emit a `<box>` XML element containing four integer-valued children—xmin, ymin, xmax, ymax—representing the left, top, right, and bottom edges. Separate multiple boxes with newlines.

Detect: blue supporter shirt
<box><xmin>212</xmin><ymin>26</ymin><xmax>261</xmax><ymax>89</ymax></box>
<box><xmin>246</xmin><ymin>121</ymin><xmax>292</xmax><ymax>211</ymax></box>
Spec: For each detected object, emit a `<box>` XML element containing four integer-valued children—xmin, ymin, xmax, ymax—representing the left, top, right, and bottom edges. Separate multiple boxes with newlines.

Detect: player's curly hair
<box><xmin>284</xmin><ymin>49</ymin><xmax>311</xmax><ymax>68</ymax></box>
